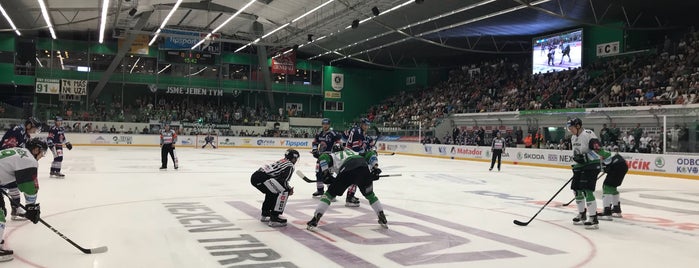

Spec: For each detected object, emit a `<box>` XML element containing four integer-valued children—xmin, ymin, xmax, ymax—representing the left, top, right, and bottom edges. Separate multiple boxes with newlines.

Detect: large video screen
<box><xmin>532</xmin><ymin>29</ymin><xmax>583</xmax><ymax>74</ymax></box>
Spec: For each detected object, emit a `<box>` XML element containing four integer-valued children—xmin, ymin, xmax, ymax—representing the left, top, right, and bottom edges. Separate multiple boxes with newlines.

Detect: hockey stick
<box><xmin>513</xmin><ymin>176</ymin><xmax>573</xmax><ymax>226</ymax></box>
<box><xmin>1</xmin><ymin>191</ymin><xmax>108</xmax><ymax>254</ymax></box>
<box><xmin>296</xmin><ymin>170</ymin><xmax>401</xmax><ymax>183</ymax></box>
<box><xmin>379</xmin><ymin>152</ymin><xmax>396</xmax><ymax>156</ymax></box>
<box><xmin>561</xmin><ymin>171</ymin><xmax>606</xmax><ymax>207</ymax></box>
<box><xmin>296</xmin><ymin>170</ymin><xmax>316</xmax><ymax>183</ymax></box>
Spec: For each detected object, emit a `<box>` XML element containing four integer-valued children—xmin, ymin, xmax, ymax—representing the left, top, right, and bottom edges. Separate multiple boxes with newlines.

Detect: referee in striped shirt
<box><xmin>489</xmin><ymin>131</ymin><xmax>506</xmax><ymax>171</ymax></box>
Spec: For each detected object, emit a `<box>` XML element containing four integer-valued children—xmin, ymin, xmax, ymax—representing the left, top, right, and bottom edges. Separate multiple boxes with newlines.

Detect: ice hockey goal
<box><xmin>195</xmin><ymin>134</ymin><xmax>219</xmax><ymax>149</ymax></box>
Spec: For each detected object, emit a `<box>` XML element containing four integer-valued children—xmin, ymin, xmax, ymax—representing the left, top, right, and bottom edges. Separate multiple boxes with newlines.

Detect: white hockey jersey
<box><xmin>0</xmin><ymin>147</ymin><xmax>39</xmax><ymax>187</ymax></box>
<box><xmin>571</xmin><ymin>128</ymin><xmax>601</xmax><ymax>166</ymax></box>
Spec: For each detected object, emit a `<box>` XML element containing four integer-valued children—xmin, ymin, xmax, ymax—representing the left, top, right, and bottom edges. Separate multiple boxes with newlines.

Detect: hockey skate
<box><xmin>572</xmin><ymin>210</ymin><xmax>586</xmax><ymax>225</ymax></box>
<box><xmin>0</xmin><ymin>240</ymin><xmax>13</xmax><ymax>262</ymax></box>
<box><xmin>159</xmin><ymin>166</ymin><xmax>167</xmax><ymax>170</ymax></box>
<box><xmin>11</xmin><ymin>207</ymin><xmax>27</xmax><ymax>221</ymax></box>
<box><xmin>584</xmin><ymin>215</ymin><xmax>599</xmax><ymax>230</ymax></box>
<box><xmin>306</xmin><ymin>213</ymin><xmax>323</xmax><ymax>230</ymax></box>
<box><xmin>598</xmin><ymin>206</ymin><xmax>613</xmax><ymax>221</ymax></box>
<box><xmin>174</xmin><ymin>165</ymin><xmax>179</xmax><ymax>170</ymax></box>
<box><xmin>489</xmin><ymin>168</ymin><xmax>493</xmax><ymax>171</ymax></box>
<box><xmin>345</xmin><ymin>196</ymin><xmax>360</xmax><ymax>207</ymax></box>
<box><xmin>50</xmin><ymin>171</ymin><xmax>66</xmax><ymax>178</ymax></box>
<box><xmin>378</xmin><ymin>211</ymin><xmax>388</xmax><ymax>228</ymax></box>
<box><xmin>612</xmin><ymin>203</ymin><xmax>622</xmax><ymax>218</ymax></box>
<box><xmin>312</xmin><ymin>189</ymin><xmax>324</xmax><ymax>198</ymax></box>
<box><xmin>268</xmin><ymin>214</ymin><xmax>287</xmax><ymax>227</ymax></box>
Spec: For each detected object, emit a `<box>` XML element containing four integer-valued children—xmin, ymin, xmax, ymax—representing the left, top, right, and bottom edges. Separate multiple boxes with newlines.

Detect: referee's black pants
<box><xmin>161</xmin><ymin>143</ymin><xmax>176</xmax><ymax>167</ymax></box>
<box><xmin>490</xmin><ymin>149</ymin><xmax>503</xmax><ymax>170</ymax></box>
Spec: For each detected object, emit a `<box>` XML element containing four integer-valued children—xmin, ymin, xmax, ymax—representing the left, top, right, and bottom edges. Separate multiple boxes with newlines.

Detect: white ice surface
<box><xmin>2</xmin><ymin>147</ymin><xmax>698</xmax><ymax>268</ymax></box>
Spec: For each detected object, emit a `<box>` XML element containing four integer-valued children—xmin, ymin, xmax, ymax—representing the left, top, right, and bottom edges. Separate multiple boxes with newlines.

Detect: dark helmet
<box><xmin>55</xmin><ymin>116</ymin><xmax>63</xmax><ymax>121</ymax></box>
<box><xmin>26</xmin><ymin>137</ymin><xmax>48</xmax><ymax>153</ymax></box>
<box><xmin>321</xmin><ymin>118</ymin><xmax>331</xmax><ymax>125</ymax></box>
<box><xmin>25</xmin><ymin>117</ymin><xmax>41</xmax><ymax>128</ymax></box>
<box><xmin>331</xmin><ymin>143</ymin><xmax>343</xmax><ymax>153</ymax></box>
<box><xmin>566</xmin><ymin>118</ymin><xmax>582</xmax><ymax>128</ymax></box>
<box><xmin>285</xmin><ymin>149</ymin><xmax>300</xmax><ymax>161</ymax></box>
<box><xmin>360</xmin><ymin>118</ymin><xmax>370</xmax><ymax>126</ymax></box>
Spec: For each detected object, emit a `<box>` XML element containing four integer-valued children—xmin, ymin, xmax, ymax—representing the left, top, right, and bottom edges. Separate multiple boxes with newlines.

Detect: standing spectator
<box><xmin>600</xmin><ymin>124</ymin><xmax>610</xmax><ymax>145</ymax></box>
<box><xmin>632</xmin><ymin>123</ymin><xmax>643</xmax><ymax>151</ymax></box>
<box><xmin>452</xmin><ymin>126</ymin><xmax>460</xmax><ymax>144</ymax></box>
<box><xmin>524</xmin><ymin>133</ymin><xmax>533</xmax><ymax>148</ymax></box>
<box><xmin>610</xmin><ymin>123</ymin><xmax>620</xmax><ymax>145</ymax></box>
<box><xmin>515</xmin><ymin>126</ymin><xmax>523</xmax><ymax>144</ymax></box>
<box><xmin>534</xmin><ymin>129</ymin><xmax>545</xmax><ymax>149</ymax></box>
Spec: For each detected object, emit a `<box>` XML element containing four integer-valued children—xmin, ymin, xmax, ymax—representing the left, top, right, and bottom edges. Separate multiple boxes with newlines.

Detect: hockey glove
<box><xmin>311</xmin><ymin>149</ymin><xmax>320</xmax><ymax>158</ymax></box>
<box><xmin>322</xmin><ymin>174</ymin><xmax>336</xmax><ymax>184</ymax></box>
<box><xmin>371</xmin><ymin>168</ymin><xmax>382</xmax><ymax>181</ymax></box>
<box><xmin>572</xmin><ymin>154</ymin><xmax>586</xmax><ymax>164</ymax></box>
<box><xmin>25</xmin><ymin>203</ymin><xmax>41</xmax><ymax>224</ymax></box>
<box><xmin>288</xmin><ymin>187</ymin><xmax>294</xmax><ymax>196</ymax></box>
<box><xmin>65</xmin><ymin>142</ymin><xmax>73</xmax><ymax>150</ymax></box>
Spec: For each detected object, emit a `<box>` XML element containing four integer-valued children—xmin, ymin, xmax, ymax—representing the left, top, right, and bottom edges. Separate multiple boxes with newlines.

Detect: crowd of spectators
<box><xmin>367</xmin><ymin>28</ymin><xmax>699</xmax><ymax>131</ymax></box>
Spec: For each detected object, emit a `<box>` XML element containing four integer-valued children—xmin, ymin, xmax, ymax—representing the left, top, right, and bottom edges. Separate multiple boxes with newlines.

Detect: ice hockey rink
<box><xmin>2</xmin><ymin>146</ymin><xmax>698</xmax><ymax>268</ymax></box>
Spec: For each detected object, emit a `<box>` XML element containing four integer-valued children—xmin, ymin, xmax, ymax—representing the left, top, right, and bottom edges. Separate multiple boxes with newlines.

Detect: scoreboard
<box><xmin>164</xmin><ymin>50</ymin><xmax>215</xmax><ymax>65</ymax></box>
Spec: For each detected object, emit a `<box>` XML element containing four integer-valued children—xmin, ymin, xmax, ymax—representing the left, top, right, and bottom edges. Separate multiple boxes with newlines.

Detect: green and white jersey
<box><xmin>0</xmin><ymin>147</ymin><xmax>39</xmax><ymax>198</ymax></box>
<box><xmin>318</xmin><ymin>149</ymin><xmax>366</xmax><ymax>174</ymax></box>
<box><xmin>571</xmin><ymin>128</ymin><xmax>601</xmax><ymax>168</ymax></box>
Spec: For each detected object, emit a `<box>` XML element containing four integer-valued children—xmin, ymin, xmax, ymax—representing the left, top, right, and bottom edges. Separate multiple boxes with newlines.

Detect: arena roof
<box><xmin>1</xmin><ymin>0</ymin><xmax>697</xmax><ymax>68</ymax></box>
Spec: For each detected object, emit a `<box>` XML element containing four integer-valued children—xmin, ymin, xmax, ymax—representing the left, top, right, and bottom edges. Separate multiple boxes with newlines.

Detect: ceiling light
<box><xmin>148</xmin><ymin>0</ymin><xmax>184</xmax><ymax>46</ymax></box>
<box><xmin>37</xmin><ymin>0</ymin><xmax>56</xmax><ymax>39</ymax></box>
<box><xmin>291</xmin><ymin>0</ymin><xmax>335</xmax><ymax>23</ymax></box>
<box><xmin>261</xmin><ymin>23</ymin><xmax>289</xmax><ymax>39</ymax></box>
<box><xmin>192</xmin><ymin>0</ymin><xmax>256</xmax><ymax>49</ymax></box>
<box><xmin>99</xmin><ymin>0</ymin><xmax>110</xmax><ymax>43</ymax></box>
<box><xmin>0</xmin><ymin>3</ymin><xmax>21</xmax><ymax>36</ymax></box>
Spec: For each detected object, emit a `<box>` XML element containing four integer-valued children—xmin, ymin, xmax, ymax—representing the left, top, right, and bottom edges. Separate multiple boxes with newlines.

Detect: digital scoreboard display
<box><xmin>532</xmin><ymin>29</ymin><xmax>583</xmax><ymax>74</ymax></box>
<box><xmin>164</xmin><ymin>50</ymin><xmax>215</xmax><ymax>65</ymax></box>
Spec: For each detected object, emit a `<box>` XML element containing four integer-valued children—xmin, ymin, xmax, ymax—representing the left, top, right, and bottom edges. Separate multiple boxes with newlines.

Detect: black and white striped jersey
<box><xmin>259</xmin><ymin>159</ymin><xmax>295</xmax><ymax>190</ymax></box>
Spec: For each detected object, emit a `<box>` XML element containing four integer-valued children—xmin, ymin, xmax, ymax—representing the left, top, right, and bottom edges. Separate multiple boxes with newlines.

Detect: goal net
<box><xmin>195</xmin><ymin>134</ymin><xmax>219</xmax><ymax>149</ymax></box>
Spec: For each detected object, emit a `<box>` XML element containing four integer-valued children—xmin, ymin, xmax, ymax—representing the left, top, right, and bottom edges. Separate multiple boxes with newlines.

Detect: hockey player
<box><xmin>0</xmin><ymin>138</ymin><xmax>47</xmax><ymax>262</ymax></box>
<box><xmin>1</xmin><ymin>117</ymin><xmax>41</xmax><ymax>149</ymax></box>
<box><xmin>47</xmin><ymin>117</ymin><xmax>73</xmax><ymax>178</ymax></box>
<box><xmin>250</xmin><ymin>149</ymin><xmax>299</xmax><ymax>227</ymax></box>
<box><xmin>310</xmin><ymin>118</ymin><xmax>340</xmax><ymax>197</ymax></box>
<box><xmin>160</xmin><ymin>124</ymin><xmax>178</xmax><ymax>170</ymax></box>
<box><xmin>0</xmin><ymin>117</ymin><xmax>41</xmax><ymax>222</ymax></box>
<box><xmin>596</xmin><ymin>150</ymin><xmax>628</xmax><ymax>220</ymax></box>
<box><xmin>567</xmin><ymin>118</ymin><xmax>603</xmax><ymax>229</ymax></box>
<box><xmin>489</xmin><ymin>131</ymin><xmax>506</xmax><ymax>171</ymax></box>
<box><xmin>202</xmin><ymin>132</ymin><xmax>217</xmax><ymax>149</ymax></box>
<box><xmin>306</xmin><ymin>144</ymin><xmax>385</xmax><ymax>230</ymax></box>
<box><xmin>343</xmin><ymin>118</ymin><xmax>371</xmax><ymax>207</ymax></box>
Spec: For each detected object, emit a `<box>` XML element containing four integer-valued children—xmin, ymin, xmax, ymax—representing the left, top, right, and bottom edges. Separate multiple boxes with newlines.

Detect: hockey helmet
<box><xmin>55</xmin><ymin>116</ymin><xmax>63</xmax><ymax>121</ymax></box>
<box><xmin>26</xmin><ymin>137</ymin><xmax>48</xmax><ymax>153</ymax></box>
<box><xmin>321</xmin><ymin>118</ymin><xmax>331</xmax><ymax>125</ymax></box>
<box><xmin>25</xmin><ymin>117</ymin><xmax>41</xmax><ymax>128</ymax></box>
<box><xmin>360</xmin><ymin>118</ymin><xmax>371</xmax><ymax>126</ymax></box>
<box><xmin>285</xmin><ymin>149</ymin><xmax>300</xmax><ymax>161</ymax></box>
<box><xmin>331</xmin><ymin>143</ymin><xmax>344</xmax><ymax>153</ymax></box>
<box><xmin>566</xmin><ymin>118</ymin><xmax>582</xmax><ymax>128</ymax></box>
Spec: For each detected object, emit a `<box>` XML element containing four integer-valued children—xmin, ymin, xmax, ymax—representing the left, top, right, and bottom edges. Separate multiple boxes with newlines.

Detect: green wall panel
<box><xmin>583</xmin><ymin>22</ymin><xmax>625</xmax><ymax>64</ymax></box>
<box><xmin>0</xmin><ymin>34</ymin><xmax>15</xmax><ymax>51</ymax></box>
<box><xmin>322</xmin><ymin>66</ymin><xmax>428</xmax><ymax>128</ymax></box>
